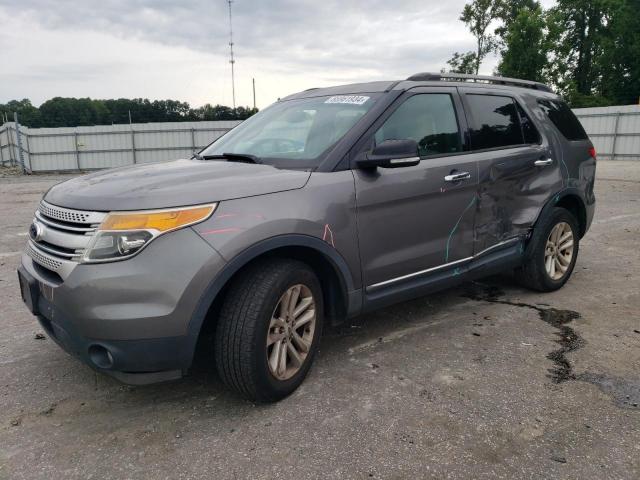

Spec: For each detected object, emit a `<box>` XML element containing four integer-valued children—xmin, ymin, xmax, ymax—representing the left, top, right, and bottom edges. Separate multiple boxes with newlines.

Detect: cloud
<box><xmin>0</xmin><ymin>0</ymin><xmax>491</xmax><ymax>108</ymax></box>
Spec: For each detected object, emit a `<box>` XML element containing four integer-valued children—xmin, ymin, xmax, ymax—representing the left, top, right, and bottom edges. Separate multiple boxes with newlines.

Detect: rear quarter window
<box><xmin>466</xmin><ymin>94</ymin><xmax>524</xmax><ymax>150</ymax></box>
<box><xmin>537</xmin><ymin>99</ymin><xmax>588</xmax><ymax>141</ymax></box>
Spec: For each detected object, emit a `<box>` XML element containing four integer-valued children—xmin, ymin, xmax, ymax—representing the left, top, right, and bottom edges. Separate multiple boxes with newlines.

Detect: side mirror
<box><xmin>357</xmin><ymin>139</ymin><xmax>420</xmax><ymax>169</ymax></box>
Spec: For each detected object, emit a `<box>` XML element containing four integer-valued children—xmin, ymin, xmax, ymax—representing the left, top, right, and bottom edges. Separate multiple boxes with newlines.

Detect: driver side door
<box><xmin>352</xmin><ymin>88</ymin><xmax>478</xmax><ymax>296</ymax></box>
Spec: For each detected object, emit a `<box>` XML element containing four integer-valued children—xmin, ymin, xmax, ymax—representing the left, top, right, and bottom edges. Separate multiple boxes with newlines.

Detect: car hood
<box><xmin>44</xmin><ymin>159</ymin><xmax>312</xmax><ymax>211</ymax></box>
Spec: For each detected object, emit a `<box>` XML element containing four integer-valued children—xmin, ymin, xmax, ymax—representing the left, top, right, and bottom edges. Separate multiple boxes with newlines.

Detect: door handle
<box><xmin>534</xmin><ymin>158</ymin><xmax>553</xmax><ymax>167</ymax></box>
<box><xmin>444</xmin><ymin>172</ymin><xmax>471</xmax><ymax>182</ymax></box>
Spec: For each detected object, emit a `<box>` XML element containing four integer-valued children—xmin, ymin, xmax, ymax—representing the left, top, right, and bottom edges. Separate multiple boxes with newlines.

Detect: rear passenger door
<box><xmin>352</xmin><ymin>88</ymin><xmax>478</xmax><ymax>290</ymax></box>
<box><xmin>459</xmin><ymin>89</ymin><xmax>562</xmax><ymax>254</ymax></box>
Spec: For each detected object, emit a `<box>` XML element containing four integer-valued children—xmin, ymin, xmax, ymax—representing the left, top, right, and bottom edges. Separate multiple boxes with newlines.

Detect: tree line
<box><xmin>446</xmin><ymin>0</ymin><xmax>639</xmax><ymax>107</ymax></box>
<box><xmin>0</xmin><ymin>97</ymin><xmax>258</xmax><ymax>128</ymax></box>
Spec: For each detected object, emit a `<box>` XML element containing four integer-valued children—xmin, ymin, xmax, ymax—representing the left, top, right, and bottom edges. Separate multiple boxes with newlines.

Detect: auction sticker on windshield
<box><xmin>324</xmin><ymin>95</ymin><xmax>370</xmax><ymax>105</ymax></box>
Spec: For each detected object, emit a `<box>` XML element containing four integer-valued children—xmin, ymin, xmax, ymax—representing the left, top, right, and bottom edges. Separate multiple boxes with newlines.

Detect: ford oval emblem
<box><xmin>29</xmin><ymin>221</ymin><xmax>44</xmax><ymax>242</ymax></box>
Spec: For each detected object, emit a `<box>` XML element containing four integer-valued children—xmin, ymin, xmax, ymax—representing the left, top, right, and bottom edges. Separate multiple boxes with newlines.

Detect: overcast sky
<box><xmin>0</xmin><ymin>0</ymin><xmax>555</xmax><ymax>109</ymax></box>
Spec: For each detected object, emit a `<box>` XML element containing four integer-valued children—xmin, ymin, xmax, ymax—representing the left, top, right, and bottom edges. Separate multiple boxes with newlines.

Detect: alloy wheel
<box><xmin>544</xmin><ymin>222</ymin><xmax>574</xmax><ymax>280</ymax></box>
<box><xmin>266</xmin><ymin>284</ymin><xmax>316</xmax><ymax>381</ymax></box>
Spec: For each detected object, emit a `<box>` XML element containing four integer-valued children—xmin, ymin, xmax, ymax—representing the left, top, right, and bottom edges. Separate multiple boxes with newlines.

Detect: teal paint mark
<box><xmin>453</xmin><ymin>267</ymin><xmax>462</xmax><ymax>276</ymax></box>
<box><xmin>445</xmin><ymin>195</ymin><xmax>477</xmax><ymax>263</ymax></box>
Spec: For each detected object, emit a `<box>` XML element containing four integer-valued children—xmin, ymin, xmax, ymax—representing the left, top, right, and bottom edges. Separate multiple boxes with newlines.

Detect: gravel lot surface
<box><xmin>1</xmin><ymin>162</ymin><xmax>639</xmax><ymax>479</ymax></box>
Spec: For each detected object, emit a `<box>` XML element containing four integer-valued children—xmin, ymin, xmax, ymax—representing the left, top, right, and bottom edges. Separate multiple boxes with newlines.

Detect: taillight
<box><xmin>588</xmin><ymin>147</ymin><xmax>597</xmax><ymax>158</ymax></box>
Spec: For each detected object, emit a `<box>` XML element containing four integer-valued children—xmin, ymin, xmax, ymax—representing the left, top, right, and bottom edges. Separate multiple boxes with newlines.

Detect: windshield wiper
<box><xmin>197</xmin><ymin>153</ymin><xmax>262</xmax><ymax>164</ymax></box>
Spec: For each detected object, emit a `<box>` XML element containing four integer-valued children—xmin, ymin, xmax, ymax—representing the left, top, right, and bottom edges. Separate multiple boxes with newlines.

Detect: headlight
<box><xmin>82</xmin><ymin>204</ymin><xmax>217</xmax><ymax>263</ymax></box>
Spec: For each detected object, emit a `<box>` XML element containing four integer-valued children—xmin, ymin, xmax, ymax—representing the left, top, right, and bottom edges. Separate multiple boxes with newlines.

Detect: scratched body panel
<box><xmin>465</xmin><ymin>88</ymin><xmax>593</xmax><ymax>254</ymax></box>
<box><xmin>193</xmin><ymin>170</ymin><xmax>362</xmax><ymax>289</ymax></box>
<box><xmin>353</xmin><ymin>155</ymin><xmax>478</xmax><ymax>288</ymax></box>
<box><xmin>474</xmin><ymin>146</ymin><xmax>562</xmax><ymax>252</ymax></box>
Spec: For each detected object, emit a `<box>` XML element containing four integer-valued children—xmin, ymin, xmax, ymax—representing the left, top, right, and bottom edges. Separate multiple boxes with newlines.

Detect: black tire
<box><xmin>516</xmin><ymin>207</ymin><xmax>580</xmax><ymax>292</ymax></box>
<box><xmin>214</xmin><ymin>258</ymin><xmax>323</xmax><ymax>402</ymax></box>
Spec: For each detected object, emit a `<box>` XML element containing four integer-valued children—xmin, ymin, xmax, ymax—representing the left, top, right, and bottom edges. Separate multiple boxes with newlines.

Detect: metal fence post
<box><xmin>7</xmin><ymin>124</ymin><xmax>15</xmax><ymax>166</ymax></box>
<box><xmin>191</xmin><ymin>127</ymin><xmax>196</xmax><ymax>153</ymax></box>
<box><xmin>0</xmin><ymin>127</ymin><xmax>5</xmax><ymax>166</ymax></box>
<box><xmin>25</xmin><ymin>131</ymin><xmax>31</xmax><ymax>172</ymax></box>
<box><xmin>130</xmin><ymin>128</ymin><xmax>137</xmax><ymax>164</ymax></box>
<box><xmin>74</xmin><ymin>130</ymin><xmax>81</xmax><ymax>170</ymax></box>
<box><xmin>611</xmin><ymin>112</ymin><xmax>621</xmax><ymax>161</ymax></box>
<box><xmin>14</xmin><ymin>112</ymin><xmax>26</xmax><ymax>174</ymax></box>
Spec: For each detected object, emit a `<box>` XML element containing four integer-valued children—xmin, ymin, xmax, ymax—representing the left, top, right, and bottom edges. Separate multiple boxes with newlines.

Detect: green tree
<box><xmin>494</xmin><ymin>0</ymin><xmax>540</xmax><ymax>39</ymax></box>
<box><xmin>599</xmin><ymin>0</ymin><xmax>640</xmax><ymax>105</ymax></box>
<box><xmin>445</xmin><ymin>51</ymin><xmax>478</xmax><ymax>74</ymax></box>
<box><xmin>39</xmin><ymin>97</ymin><xmax>109</xmax><ymax>127</ymax></box>
<box><xmin>546</xmin><ymin>0</ymin><xmax>612</xmax><ymax>105</ymax></box>
<box><xmin>459</xmin><ymin>0</ymin><xmax>500</xmax><ymax>74</ymax></box>
<box><xmin>496</xmin><ymin>5</ymin><xmax>549</xmax><ymax>82</ymax></box>
<box><xmin>190</xmin><ymin>104</ymin><xmax>258</xmax><ymax>121</ymax></box>
<box><xmin>0</xmin><ymin>99</ymin><xmax>43</xmax><ymax>127</ymax></box>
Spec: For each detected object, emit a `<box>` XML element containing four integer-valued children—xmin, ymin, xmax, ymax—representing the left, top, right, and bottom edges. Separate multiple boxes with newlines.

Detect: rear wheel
<box><xmin>516</xmin><ymin>207</ymin><xmax>580</xmax><ymax>292</ymax></box>
<box><xmin>214</xmin><ymin>258</ymin><xmax>323</xmax><ymax>402</ymax></box>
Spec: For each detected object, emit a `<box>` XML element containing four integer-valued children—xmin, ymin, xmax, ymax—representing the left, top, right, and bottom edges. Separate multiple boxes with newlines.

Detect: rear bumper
<box><xmin>585</xmin><ymin>198</ymin><xmax>595</xmax><ymax>234</ymax></box>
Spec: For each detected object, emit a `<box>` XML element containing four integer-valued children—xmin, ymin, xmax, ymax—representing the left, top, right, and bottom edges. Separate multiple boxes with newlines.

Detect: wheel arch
<box><xmin>185</xmin><ymin>235</ymin><xmax>359</xmax><ymax>365</ymax></box>
<box><xmin>535</xmin><ymin>189</ymin><xmax>588</xmax><ymax>238</ymax></box>
<box><xmin>555</xmin><ymin>194</ymin><xmax>587</xmax><ymax>238</ymax></box>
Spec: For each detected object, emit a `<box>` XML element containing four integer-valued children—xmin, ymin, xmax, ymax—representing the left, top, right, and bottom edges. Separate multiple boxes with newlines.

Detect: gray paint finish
<box><xmin>353</xmin><ymin>155</ymin><xmax>478</xmax><ymax>287</ymax></box>
<box><xmin>44</xmin><ymin>159</ymin><xmax>311</xmax><ymax>210</ymax></box>
<box><xmin>19</xmin><ymin>77</ymin><xmax>597</xmax><ymax>382</ymax></box>
<box><xmin>194</xmin><ymin>170</ymin><xmax>362</xmax><ymax>289</ymax></box>
<box><xmin>21</xmin><ymin>228</ymin><xmax>225</xmax><ymax>340</ymax></box>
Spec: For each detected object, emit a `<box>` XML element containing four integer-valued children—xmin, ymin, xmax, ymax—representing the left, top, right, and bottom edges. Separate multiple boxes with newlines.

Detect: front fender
<box><xmin>183</xmin><ymin>234</ymin><xmax>359</xmax><ymax>365</ymax></box>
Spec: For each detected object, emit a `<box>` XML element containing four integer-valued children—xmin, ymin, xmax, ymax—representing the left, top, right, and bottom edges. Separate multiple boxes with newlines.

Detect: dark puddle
<box><xmin>464</xmin><ymin>282</ymin><xmax>639</xmax><ymax>410</ymax></box>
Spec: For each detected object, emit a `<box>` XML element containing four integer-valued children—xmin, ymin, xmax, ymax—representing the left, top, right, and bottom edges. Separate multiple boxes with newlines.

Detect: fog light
<box><xmin>88</xmin><ymin>344</ymin><xmax>114</xmax><ymax>369</ymax></box>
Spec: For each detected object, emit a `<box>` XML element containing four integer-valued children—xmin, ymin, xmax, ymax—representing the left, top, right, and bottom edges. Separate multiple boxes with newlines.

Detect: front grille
<box><xmin>26</xmin><ymin>242</ymin><xmax>63</xmax><ymax>271</ymax></box>
<box><xmin>25</xmin><ymin>201</ymin><xmax>107</xmax><ymax>277</ymax></box>
<box><xmin>38</xmin><ymin>202</ymin><xmax>92</xmax><ymax>224</ymax></box>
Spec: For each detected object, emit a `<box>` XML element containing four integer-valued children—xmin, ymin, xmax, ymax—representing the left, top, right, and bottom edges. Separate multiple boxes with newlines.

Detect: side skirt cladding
<box><xmin>363</xmin><ymin>239</ymin><xmax>524</xmax><ymax>313</ymax></box>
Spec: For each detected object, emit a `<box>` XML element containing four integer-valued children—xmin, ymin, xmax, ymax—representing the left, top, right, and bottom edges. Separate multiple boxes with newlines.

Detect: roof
<box><xmin>281</xmin><ymin>73</ymin><xmax>556</xmax><ymax>101</ymax></box>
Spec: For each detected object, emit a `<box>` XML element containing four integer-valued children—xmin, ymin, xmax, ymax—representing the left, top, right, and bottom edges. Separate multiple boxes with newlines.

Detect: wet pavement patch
<box><xmin>463</xmin><ymin>282</ymin><xmax>640</xmax><ymax>410</ymax></box>
<box><xmin>577</xmin><ymin>373</ymin><xmax>640</xmax><ymax>409</ymax></box>
<box><xmin>538</xmin><ymin>308</ymin><xmax>583</xmax><ymax>383</ymax></box>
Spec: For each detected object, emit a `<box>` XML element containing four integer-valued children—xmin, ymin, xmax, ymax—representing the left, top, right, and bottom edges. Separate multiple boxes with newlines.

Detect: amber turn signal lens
<box><xmin>99</xmin><ymin>205</ymin><xmax>216</xmax><ymax>232</ymax></box>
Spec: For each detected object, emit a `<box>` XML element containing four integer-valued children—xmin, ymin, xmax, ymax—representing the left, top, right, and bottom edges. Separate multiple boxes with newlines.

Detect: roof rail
<box><xmin>406</xmin><ymin>72</ymin><xmax>553</xmax><ymax>93</ymax></box>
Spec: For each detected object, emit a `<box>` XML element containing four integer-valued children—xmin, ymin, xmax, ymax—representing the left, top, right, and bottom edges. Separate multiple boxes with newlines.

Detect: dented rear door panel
<box><xmin>473</xmin><ymin>145</ymin><xmax>563</xmax><ymax>252</ymax></box>
<box><xmin>458</xmin><ymin>88</ymin><xmax>564</xmax><ymax>254</ymax></box>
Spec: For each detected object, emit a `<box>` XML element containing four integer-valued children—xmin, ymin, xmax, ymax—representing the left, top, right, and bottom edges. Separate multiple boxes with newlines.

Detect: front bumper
<box><xmin>19</xmin><ymin>227</ymin><xmax>226</xmax><ymax>384</ymax></box>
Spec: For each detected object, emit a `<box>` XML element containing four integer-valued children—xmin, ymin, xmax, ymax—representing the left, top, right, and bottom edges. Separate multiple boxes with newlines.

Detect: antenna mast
<box><xmin>227</xmin><ymin>0</ymin><xmax>237</xmax><ymax>110</ymax></box>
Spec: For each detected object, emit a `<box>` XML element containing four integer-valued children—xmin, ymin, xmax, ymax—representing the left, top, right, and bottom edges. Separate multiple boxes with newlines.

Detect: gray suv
<box><xmin>18</xmin><ymin>73</ymin><xmax>596</xmax><ymax>401</ymax></box>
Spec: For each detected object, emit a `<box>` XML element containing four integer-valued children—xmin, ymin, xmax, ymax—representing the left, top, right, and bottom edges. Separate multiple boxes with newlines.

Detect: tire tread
<box><xmin>214</xmin><ymin>258</ymin><xmax>316</xmax><ymax>400</ymax></box>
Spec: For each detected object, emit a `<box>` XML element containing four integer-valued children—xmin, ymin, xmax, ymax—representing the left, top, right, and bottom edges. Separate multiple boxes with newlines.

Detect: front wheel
<box><xmin>214</xmin><ymin>258</ymin><xmax>323</xmax><ymax>402</ymax></box>
<box><xmin>516</xmin><ymin>207</ymin><xmax>580</xmax><ymax>292</ymax></box>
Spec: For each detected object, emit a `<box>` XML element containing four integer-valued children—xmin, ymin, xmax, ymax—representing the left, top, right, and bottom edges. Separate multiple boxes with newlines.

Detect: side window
<box><xmin>374</xmin><ymin>94</ymin><xmax>462</xmax><ymax>157</ymax></box>
<box><xmin>538</xmin><ymin>99</ymin><xmax>588</xmax><ymax>141</ymax></box>
<box><xmin>516</xmin><ymin>103</ymin><xmax>541</xmax><ymax>144</ymax></box>
<box><xmin>467</xmin><ymin>94</ymin><xmax>523</xmax><ymax>150</ymax></box>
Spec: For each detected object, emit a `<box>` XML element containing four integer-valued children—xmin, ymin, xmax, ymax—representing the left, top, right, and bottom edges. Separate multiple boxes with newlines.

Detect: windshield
<box><xmin>200</xmin><ymin>94</ymin><xmax>380</xmax><ymax>168</ymax></box>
